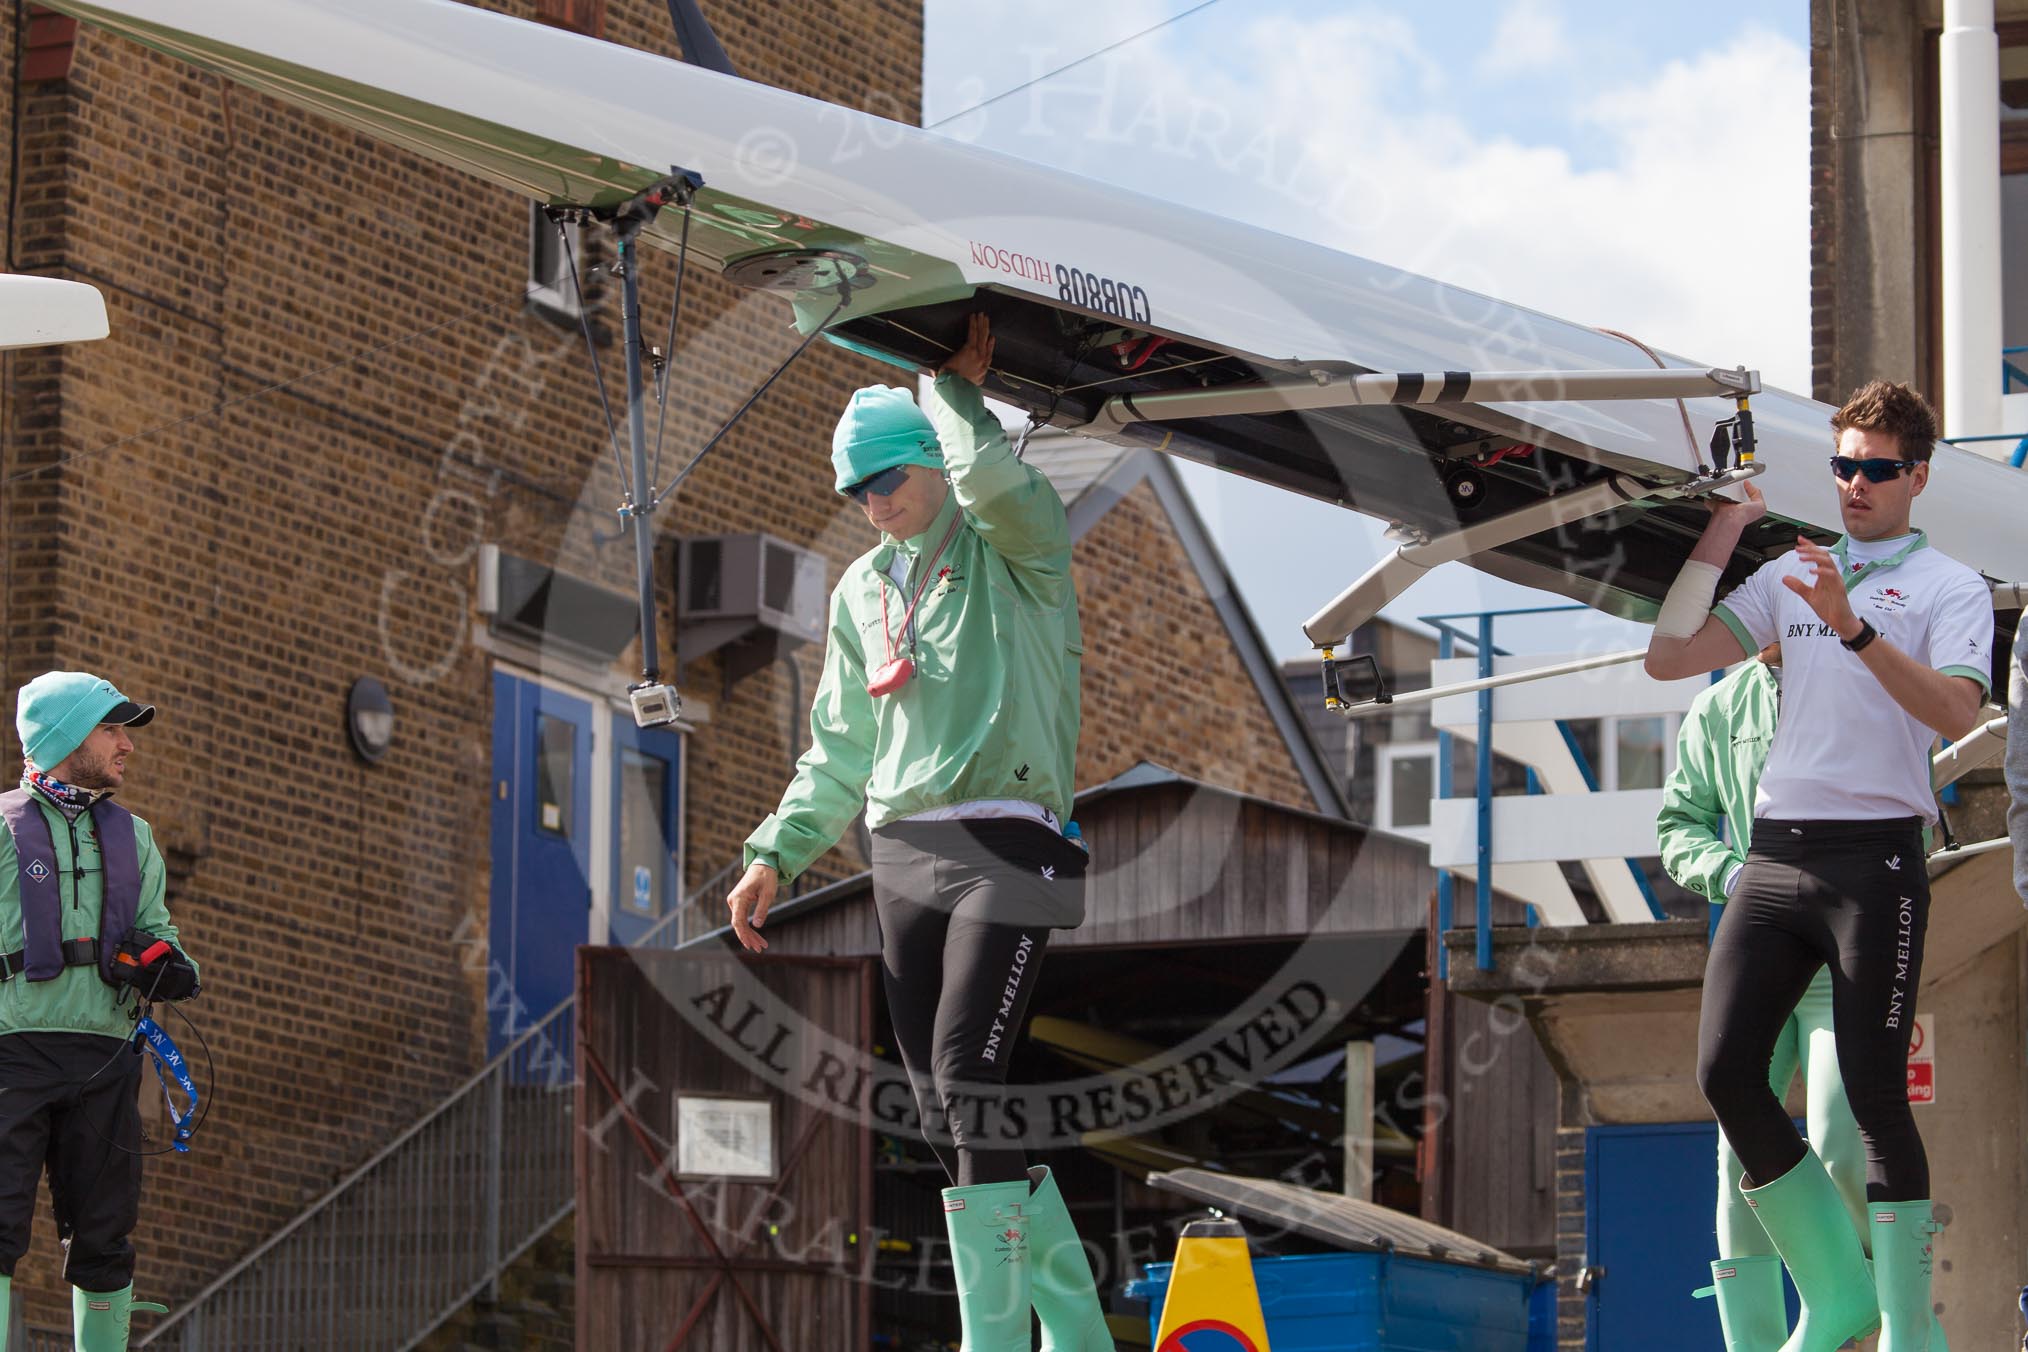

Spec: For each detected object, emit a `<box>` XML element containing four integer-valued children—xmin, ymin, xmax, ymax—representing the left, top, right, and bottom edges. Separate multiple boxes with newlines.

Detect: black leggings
<box><xmin>872</xmin><ymin>820</ymin><xmax>1063</xmax><ymax>1189</ymax></box>
<box><xmin>1697</xmin><ymin>817</ymin><xmax>1930</xmax><ymax>1201</ymax></box>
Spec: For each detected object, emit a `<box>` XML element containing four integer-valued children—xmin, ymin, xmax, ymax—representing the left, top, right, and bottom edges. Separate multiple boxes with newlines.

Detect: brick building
<box><xmin>0</xmin><ymin>0</ymin><xmax>1336</xmax><ymax>1338</ymax></box>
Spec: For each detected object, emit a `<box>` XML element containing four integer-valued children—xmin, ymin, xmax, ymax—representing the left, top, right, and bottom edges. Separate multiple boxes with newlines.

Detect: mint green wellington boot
<box><xmin>1861</xmin><ymin>1262</ymin><xmax>1951</xmax><ymax>1352</ymax></box>
<box><xmin>2</xmin><ymin>1272</ymin><xmax>11</xmax><ymax>1352</ymax></box>
<box><xmin>1869</xmin><ymin>1201</ymin><xmax>1941</xmax><ymax>1352</ymax></box>
<box><xmin>73</xmin><ymin>1285</ymin><xmax>168</xmax><ymax>1352</ymax></box>
<box><xmin>1027</xmin><ymin>1166</ymin><xmax>1115</xmax><ymax>1351</ymax></box>
<box><xmin>1740</xmin><ymin>1148</ymin><xmax>1879</xmax><ymax>1352</ymax></box>
<box><xmin>1704</xmin><ymin>1255</ymin><xmax>1790</xmax><ymax>1352</ymax></box>
<box><xmin>943</xmin><ymin>1179</ymin><xmax>1034</xmax><ymax>1352</ymax></box>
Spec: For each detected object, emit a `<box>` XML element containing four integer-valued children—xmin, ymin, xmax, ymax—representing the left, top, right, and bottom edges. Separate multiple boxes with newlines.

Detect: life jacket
<box><xmin>0</xmin><ymin>787</ymin><xmax>141</xmax><ymax>986</ymax></box>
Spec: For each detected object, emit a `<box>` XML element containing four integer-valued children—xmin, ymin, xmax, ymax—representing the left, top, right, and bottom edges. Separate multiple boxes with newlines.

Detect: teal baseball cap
<box><xmin>831</xmin><ymin>385</ymin><xmax>944</xmax><ymax>494</ymax></box>
<box><xmin>15</xmin><ymin>671</ymin><xmax>155</xmax><ymax>771</ymax></box>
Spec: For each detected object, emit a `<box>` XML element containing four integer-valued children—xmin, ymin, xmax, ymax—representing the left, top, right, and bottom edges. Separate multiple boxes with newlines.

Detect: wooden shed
<box><xmin>572</xmin><ymin>762</ymin><xmax>1560</xmax><ymax>1347</ymax></box>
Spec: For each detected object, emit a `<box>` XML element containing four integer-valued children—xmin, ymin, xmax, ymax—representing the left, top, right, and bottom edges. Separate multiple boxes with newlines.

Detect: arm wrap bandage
<box><xmin>1654</xmin><ymin>561</ymin><xmax>1723</xmax><ymax>640</ymax></box>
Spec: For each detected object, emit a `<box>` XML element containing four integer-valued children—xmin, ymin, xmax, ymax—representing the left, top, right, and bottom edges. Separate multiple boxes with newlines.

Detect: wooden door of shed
<box><xmin>577</xmin><ymin>947</ymin><xmax>875</xmax><ymax>1352</ymax></box>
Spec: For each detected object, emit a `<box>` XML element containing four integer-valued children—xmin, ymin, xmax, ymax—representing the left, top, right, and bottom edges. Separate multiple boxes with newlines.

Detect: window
<box><xmin>1611</xmin><ymin>716</ymin><xmax>1668</xmax><ymax>791</ymax></box>
<box><xmin>618</xmin><ymin>749</ymin><xmax>669</xmax><ymax>918</ymax></box>
<box><xmin>527</xmin><ymin>201</ymin><xmax>589</xmax><ymax>325</ymax></box>
<box><xmin>535</xmin><ymin>715</ymin><xmax>575</xmax><ymax>837</ymax></box>
<box><xmin>1376</xmin><ymin>742</ymin><xmax>1437</xmax><ymax>838</ymax></box>
<box><xmin>1601</xmin><ymin>714</ymin><xmax>1677</xmax><ymax>791</ymax></box>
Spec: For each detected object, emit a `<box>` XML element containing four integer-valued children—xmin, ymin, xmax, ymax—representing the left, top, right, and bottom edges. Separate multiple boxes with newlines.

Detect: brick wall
<box><xmin>0</xmin><ymin>0</ymin><xmax>1313</xmax><ymax>1327</ymax></box>
<box><xmin>1808</xmin><ymin>0</ymin><xmax>1834</xmax><ymax>404</ymax></box>
<box><xmin>1070</xmin><ymin>478</ymin><xmax>1312</xmax><ymax>808</ymax></box>
<box><xmin>0</xmin><ymin>0</ymin><xmax>925</xmax><ymax>1324</ymax></box>
<box><xmin>1553</xmin><ymin>1126</ymin><xmax>1588</xmax><ymax>1350</ymax></box>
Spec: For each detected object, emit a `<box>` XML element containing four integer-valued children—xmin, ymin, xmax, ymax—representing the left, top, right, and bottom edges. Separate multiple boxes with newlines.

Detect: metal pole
<box><xmin>617</xmin><ymin>227</ymin><xmax>662</xmax><ymax>682</ymax></box>
<box><xmin>484</xmin><ymin>1068</ymin><xmax>505</xmax><ymax>1300</ymax></box>
<box><xmin>1435</xmin><ymin>629</ymin><xmax>1454</xmax><ymax>982</ymax></box>
<box><xmin>1940</xmin><ymin>0</ymin><xmax>2004</xmax><ymax>440</ymax></box>
<box><xmin>1474</xmin><ymin>614</ymin><xmax>1494</xmax><ymax>972</ymax></box>
<box><xmin>1087</xmin><ymin>365</ymin><xmax>1759</xmax><ymax>433</ymax></box>
<box><xmin>1335</xmin><ymin>647</ymin><xmax>1648</xmax><ymax>718</ymax></box>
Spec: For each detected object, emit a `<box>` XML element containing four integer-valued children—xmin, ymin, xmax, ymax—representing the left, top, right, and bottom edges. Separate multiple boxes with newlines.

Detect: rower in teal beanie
<box><xmin>15</xmin><ymin>671</ymin><xmax>155</xmax><ymax>772</ymax></box>
<box><xmin>830</xmin><ymin>385</ymin><xmax>945</xmax><ymax>493</ymax></box>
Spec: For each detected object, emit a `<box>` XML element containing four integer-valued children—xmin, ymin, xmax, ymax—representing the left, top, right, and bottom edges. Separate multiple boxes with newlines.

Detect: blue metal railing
<box><xmin>1944</xmin><ymin>429</ymin><xmax>2028</xmax><ymax>467</ymax></box>
<box><xmin>1420</xmin><ymin>605</ymin><xmax>1670</xmax><ymax>974</ymax></box>
<box><xmin>1945</xmin><ymin>348</ymin><xmax>2028</xmax><ymax>466</ymax></box>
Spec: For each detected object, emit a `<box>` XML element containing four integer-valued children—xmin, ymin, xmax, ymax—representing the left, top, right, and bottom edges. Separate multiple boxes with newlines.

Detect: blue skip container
<box><xmin>1128</xmin><ymin>1169</ymin><xmax>1556</xmax><ymax>1352</ymax></box>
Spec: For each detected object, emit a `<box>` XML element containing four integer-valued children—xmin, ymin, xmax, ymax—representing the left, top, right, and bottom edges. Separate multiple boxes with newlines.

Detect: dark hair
<box><xmin>1830</xmin><ymin>380</ymin><xmax>1939</xmax><ymax>463</ymax></box>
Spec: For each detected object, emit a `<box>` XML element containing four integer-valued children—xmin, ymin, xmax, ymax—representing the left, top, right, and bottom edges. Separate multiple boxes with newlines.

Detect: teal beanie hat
<box><xmin>831</xmin><ymin>385</ymin><xmax>944</xmax><ymax>493</ymax></box>
<box><xmin>15</xmin><ymin>671</ymin><xmax>155</xmax><ymax>771</ymax></box>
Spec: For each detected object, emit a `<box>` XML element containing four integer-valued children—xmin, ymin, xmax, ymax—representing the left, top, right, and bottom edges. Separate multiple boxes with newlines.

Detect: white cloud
<box><xmin>926</xmin><ymin>7</ymin><xmax>1812</xmax><ymax>652</ymax></box>
<box><xmin>961</xmin><ymin>11</ymin><xmax>1809</xmax><ymax>391</ymax></box>
<box><xmin>1478</xmin><ymin>0</ymin><xmax>1573</xmax><ymax>78</ymax></box>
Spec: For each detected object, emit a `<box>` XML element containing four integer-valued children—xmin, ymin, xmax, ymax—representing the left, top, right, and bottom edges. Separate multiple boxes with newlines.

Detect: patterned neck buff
<box><xmin>22</xmin><ymin>765</ymin><xmax>106</xmax><ymax>820</ymax></box>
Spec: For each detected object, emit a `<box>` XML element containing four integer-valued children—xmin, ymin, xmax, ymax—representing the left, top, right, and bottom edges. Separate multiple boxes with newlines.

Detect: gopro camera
<box><xmin>629</xmin><ymin>682</ymin><xmax>682</xmax><ymax>729</ymax></box>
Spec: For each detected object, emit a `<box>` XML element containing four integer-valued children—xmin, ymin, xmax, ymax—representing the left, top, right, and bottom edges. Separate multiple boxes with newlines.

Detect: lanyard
<box><xmin>878</xmin><ymin>511</ymin><xmax>961</xmax><ymax>664</ymax></box>
<box><xmin>135</xmin><ymin>1016</ymin><xmax>200</xmax><ymax>1153</ymax></box>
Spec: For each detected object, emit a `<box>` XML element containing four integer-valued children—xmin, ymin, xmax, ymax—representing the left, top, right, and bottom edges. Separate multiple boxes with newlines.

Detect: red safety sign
<box><xmin>1159</xmin><ymin>1320</ymin><xmax>1265</xmax><ymax>1352</ymax></box>
<box><xmin>1906</xmin><ymin>1013</ymin><xmax>1935</xmax><ymax>1105</ymax></box>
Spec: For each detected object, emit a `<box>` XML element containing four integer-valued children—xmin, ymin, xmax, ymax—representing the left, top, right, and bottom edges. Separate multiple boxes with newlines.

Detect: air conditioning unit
<box><xmin>675</xmin><ymin>533</ymin><xmax>827</xmax><ymax>683</ymax></box>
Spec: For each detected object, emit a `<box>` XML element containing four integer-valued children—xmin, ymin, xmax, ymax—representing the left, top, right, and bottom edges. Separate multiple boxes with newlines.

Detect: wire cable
<box><xmin>648</xmin><ymin>203</ymin><xmax>696</xmax><ymax>493</ymax></box>
<box><xmin>558</xmin><ymin>217</ymin><xmax>634</xmax><ymax>491</ymax></box>
<box><xmin>923</xmin><ymin>0</ymin><xmax>1223</xmax><ymax>130</ymax></box>
<box><xmin>650</xmin><ymin>289</ymin><xmax>851</xmax><ymax>511</ymax></box>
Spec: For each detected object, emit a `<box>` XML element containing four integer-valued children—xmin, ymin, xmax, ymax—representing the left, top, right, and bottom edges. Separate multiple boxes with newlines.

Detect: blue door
<box><xmin>607</xmin><ymin>713</ymin><xmax>681</xmax><ymax>947</ymax></box>
<box><xmin>1585</xmin><ymin>1122</ymin><xmax>1727</xmax><ymax>1352</ymax></box>
<box><xmin>488</xmin><ymin>671</ymin><xmax>594</xmax><ymax>1055</ymax></box>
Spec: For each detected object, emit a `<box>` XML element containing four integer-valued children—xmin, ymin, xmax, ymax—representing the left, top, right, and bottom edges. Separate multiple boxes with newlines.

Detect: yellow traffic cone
<box><xmin>1152</xmin><ymin>1218</ymin><xmax>1272</xmax><ymax>1352</ymax></box>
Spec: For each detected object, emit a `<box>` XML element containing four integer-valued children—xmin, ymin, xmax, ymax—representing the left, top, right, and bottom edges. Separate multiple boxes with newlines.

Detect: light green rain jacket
<box><xmin>1657</xmin><ymin>661</ymin><xmax>1777</xmax><ymax>901</ymax></box>
<box><xmin>744</xmin><ymin>375</ymin><xmax>1081</xmax><ymax>882</ymax></box>
<box><xmin>0</xmin><ymin>788</ymin><xmax>190</xmax><ymax>1039</ymax></box>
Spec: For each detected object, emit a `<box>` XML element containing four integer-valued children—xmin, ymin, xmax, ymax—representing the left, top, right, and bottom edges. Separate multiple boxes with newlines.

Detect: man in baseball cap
<box><xmin>4</xmin><ymin>670</ymin><xmax>193</xmax><ymax>1349</ymax></box>
<box><xmin>16</xmin><ymin>672</ymin><xmax>155</xmax><ymax>778</ymax></box>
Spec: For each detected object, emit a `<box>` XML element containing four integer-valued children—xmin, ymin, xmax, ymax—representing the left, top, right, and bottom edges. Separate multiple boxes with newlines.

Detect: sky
<box><xmin>922</xmin><ymin>1</ymin><xmax>1812</xmax><ymax>657</ymax></box>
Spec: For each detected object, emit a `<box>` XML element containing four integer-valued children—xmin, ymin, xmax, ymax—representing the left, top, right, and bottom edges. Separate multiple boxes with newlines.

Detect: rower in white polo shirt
<box><xmin>1645</xmin><ymin>380</ymin><xmax>1992</xmax><ymax>1352</ymax></box>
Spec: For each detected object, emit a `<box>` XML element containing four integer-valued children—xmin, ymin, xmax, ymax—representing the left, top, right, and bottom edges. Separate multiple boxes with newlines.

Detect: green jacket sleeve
<box><xmin>1657</xmin><ymin>694</ymin><xmax>1742</xmax><ymax>902</ymax></box>
<box><xmin>743</xmin><ymin>583</ymin><xmax>878</xmax><ymax>883</ymax></box>
<box><xmin>924</xmin><ymin>374</ymin><xmax>1071</xmax><ymax>595</ymax></box>
<box><xmin>132</xmin><ymin>818</ymin><xmax>197</xmax><ymax>980</ymax></box>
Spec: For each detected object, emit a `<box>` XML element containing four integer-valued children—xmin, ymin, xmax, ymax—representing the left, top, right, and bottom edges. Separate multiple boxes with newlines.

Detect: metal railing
<box><xmin>138</xmin><ymin>1000</ymin><xmax>576</xmax><ymax>1350</ymax></box>
<box><xmin>138</xmin><ymin>861</ymin><xmax>743</xmax><ymax>1350</ymax></box>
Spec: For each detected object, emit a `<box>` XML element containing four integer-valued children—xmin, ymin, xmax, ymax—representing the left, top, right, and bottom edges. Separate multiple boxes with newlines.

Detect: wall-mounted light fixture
<box><xmin>347</xmin><ymin>677</ymin><xmax>394</xmax><ymax>763</ymax></box>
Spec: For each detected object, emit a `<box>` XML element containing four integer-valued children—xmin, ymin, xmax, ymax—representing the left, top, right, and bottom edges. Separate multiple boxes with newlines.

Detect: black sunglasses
<box><xmin>1829</xmin><ymin>455</ymin><xmax>1919</xmax><ymax>484</ymax></box>
<box><xmin>845</xmin><ymin>466</ymin><xmax>910</xmax><ymax>503</ymax></box>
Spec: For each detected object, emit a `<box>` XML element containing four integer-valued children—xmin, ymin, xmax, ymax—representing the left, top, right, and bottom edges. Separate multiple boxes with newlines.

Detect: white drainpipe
<box><xmin>1939</xmin><ymin>0</ymin><xmax>2004</xmax><ymax>441</ymax></box>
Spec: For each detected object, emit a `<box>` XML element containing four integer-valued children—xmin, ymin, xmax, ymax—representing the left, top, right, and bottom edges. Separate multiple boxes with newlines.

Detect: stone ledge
<box><xmin>1441</xmin><ymin>921</ymin><xmax>1708</xmax><ymax>999</ymax></box>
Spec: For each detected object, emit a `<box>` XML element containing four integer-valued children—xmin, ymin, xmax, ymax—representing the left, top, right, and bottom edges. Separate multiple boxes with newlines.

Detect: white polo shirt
<box><xmin>1711</xmin><ymin>530</ymin><xmax>1993</xmax><ymax>822</ymax></box>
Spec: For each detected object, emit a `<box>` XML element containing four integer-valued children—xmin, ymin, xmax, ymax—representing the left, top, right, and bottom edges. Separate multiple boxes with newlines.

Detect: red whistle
<box><xmin>866</xmin><ymin>657</ymin><xmax>914</xmax><ymax>698</ymax></box>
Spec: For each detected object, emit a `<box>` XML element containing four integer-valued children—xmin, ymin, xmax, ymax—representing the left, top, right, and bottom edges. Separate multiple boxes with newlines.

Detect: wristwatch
<box><xmin>1840</xmin><ymin>619</ymin><xmax>1878</xmax><ymax>653</ymax></box>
